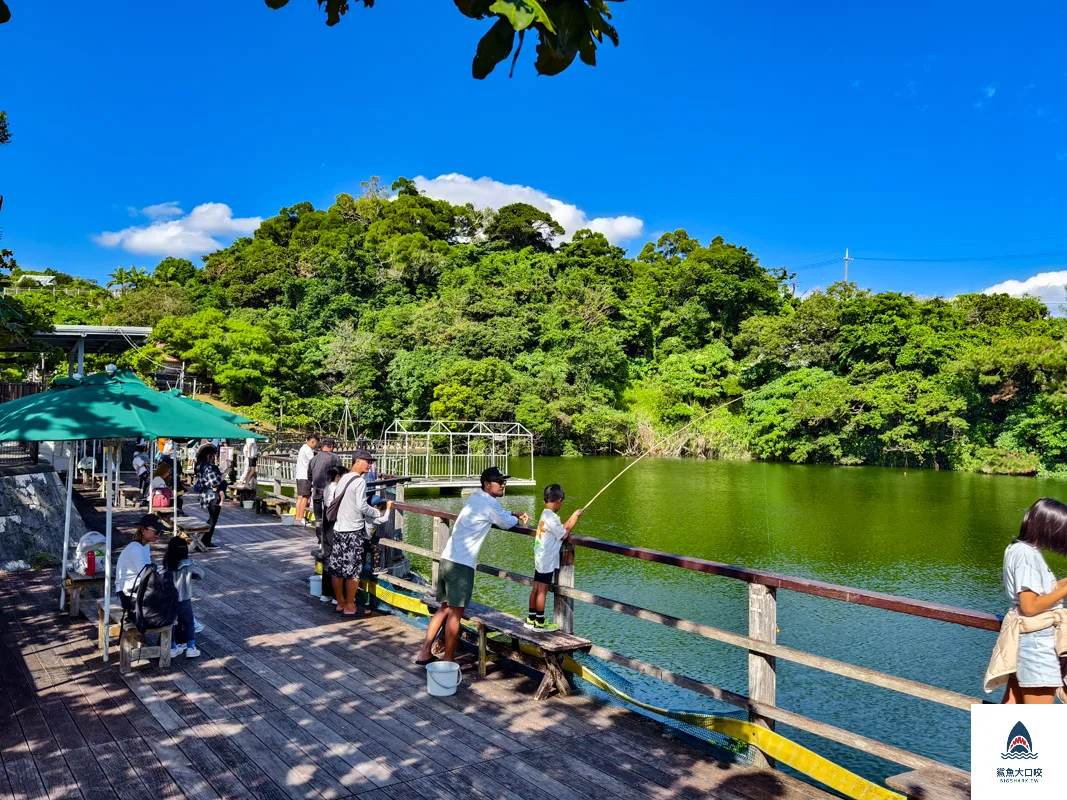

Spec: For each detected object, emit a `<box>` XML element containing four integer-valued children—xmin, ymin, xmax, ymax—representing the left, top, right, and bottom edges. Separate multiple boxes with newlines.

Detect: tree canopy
<box><xmin>0</xmin><ymin>1</ymin><xmax>623</xmax><ymax>78</ymax></box>
<box><xmin>12</xmin><ymin>177</ymin><xmax>1067</xmax><ymax>477</ymax></box>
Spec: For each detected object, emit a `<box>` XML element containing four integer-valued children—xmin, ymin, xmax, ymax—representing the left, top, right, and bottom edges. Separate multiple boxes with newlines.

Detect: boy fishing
<box><xmin>526</xmin><ymin>484</ymin><xmax>584</xmax><ymax>631</ymax></box>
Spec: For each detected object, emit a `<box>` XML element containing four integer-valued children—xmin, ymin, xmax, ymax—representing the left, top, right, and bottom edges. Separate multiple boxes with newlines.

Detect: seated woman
<box><xmin>150</xmin><ymin>460</ymin><xmax>184</xmax><ymax>515</ymax></box>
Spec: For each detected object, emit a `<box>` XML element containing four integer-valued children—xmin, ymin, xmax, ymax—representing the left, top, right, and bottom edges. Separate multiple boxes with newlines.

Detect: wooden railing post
<box><xmin>748</xmin><ymin>583</ymin><xmax>777</xmax><ymax>768</ymax></box>
<box><xmin>431</xmin><ymin>516</ymin><xmax>449</xmax><ymax>587</ymax></box>
<box><xmin>555</xmin><ymin>541</ymin><xmax>575</xmax><ymax>634</ymax></box>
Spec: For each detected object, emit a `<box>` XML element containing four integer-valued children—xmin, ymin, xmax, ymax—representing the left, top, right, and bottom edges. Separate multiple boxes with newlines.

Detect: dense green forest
<box><xmin>3</xmin><ymin>178</ymin><xmax>1066</xmax><ymax>475</ymax></box>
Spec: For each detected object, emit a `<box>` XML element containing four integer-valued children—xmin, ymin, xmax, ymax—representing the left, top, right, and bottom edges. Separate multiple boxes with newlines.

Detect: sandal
<box><xmin>414</xmin><ymin>656</ymin><xmax>438</xmax><ymax>666</ymax></box>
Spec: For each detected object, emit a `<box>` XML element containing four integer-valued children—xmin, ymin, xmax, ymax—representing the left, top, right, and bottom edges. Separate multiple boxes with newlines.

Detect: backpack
<box><xmin>325</xmin><ymin>475</ymin><xmax>356</xmax><ymax>523</ymax></box>
<box><xmin>132</xmin><ymin>564</ymin><xmax>179</xmax><ymax>633</ymax></box>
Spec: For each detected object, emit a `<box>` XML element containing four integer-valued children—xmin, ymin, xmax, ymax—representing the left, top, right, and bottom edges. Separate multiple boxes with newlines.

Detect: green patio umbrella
<box><xmin>0</xmin><ymin>369</ymin><xmax>265</xmax><ymax>661</ymax></box>
<box><xmin>166</xmin><ymin>389</ymin><xmax>255</xmax><ymax>426</ymax></box>
<box><xmin>0</xmin><ymin>369</ymin><xmax>264</xmax><ymax>442</ymax></box>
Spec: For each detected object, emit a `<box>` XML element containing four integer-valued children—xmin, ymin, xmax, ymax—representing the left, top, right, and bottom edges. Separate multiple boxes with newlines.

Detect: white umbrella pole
<box><xmin>102</xmin><ymin>446</ymin><xmax>114</xmax><ymax>663</ymax></box>
<box><xmin>58</xmin><ymin>440</ymin><xmax>75</xmax><ymax>610</ymax></box>
<box><xmin>172</xmin><ymin>445</ymin><xmax>178</xmax><ymax>525</ymax></box>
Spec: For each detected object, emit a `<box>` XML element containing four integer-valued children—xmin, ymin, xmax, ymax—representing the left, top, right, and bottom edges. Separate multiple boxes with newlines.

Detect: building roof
<box><xmin>2</xmin><ymin>324</ymin><xmax>153</xmax><ymax>355</ymax></box>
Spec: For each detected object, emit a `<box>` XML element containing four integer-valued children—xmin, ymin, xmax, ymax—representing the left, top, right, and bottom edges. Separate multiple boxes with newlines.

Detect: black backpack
<box><xmin>133</xmin><ymin>564</ymin><xmax>179</xmax><ymax>633</ymax></box>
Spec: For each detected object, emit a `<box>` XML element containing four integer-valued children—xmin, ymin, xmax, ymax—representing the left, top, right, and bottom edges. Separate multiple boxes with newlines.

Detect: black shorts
<box><xmin>296</xmin><ymin>479</ymin><xmax>312</xmax><ymax>498</ymax></box>
<box><xmin>533</xmin><ymin>569</ymin><xmax>558</xmax><ymax>586</ymax></box>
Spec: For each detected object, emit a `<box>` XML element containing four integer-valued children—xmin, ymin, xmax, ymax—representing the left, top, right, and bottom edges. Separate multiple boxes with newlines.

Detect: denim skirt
<box><xmin>1016</xmin><ymin>628</ymin><xmax>1063</xmax><ymax>688</ymax></box>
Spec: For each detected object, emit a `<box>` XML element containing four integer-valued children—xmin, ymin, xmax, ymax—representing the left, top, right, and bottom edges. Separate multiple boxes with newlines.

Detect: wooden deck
<box><xmin>0</xmin><ymin>503</ymin><xmax>834</xmax><ymax>800</ymax></box>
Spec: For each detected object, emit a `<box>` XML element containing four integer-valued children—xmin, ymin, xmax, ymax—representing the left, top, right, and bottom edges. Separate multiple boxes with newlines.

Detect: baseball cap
<box><xmin>480</xmin><ymin>466</ymin><xmax>511</xmax><ymax>484</ymax></box>
<box><xmin>138</xmin><ymin>514</ymin><xmax>166</xmax><ymax>532</ymax></box>
<box><xmin>353</xmin><ymin>449</ymin><xmax>376</xmax><ymax>462</ymax></box>
<box><xmin>322</xmin><ymin>437</ymin><xmax>337</xmax><ymax>448</ymax></box>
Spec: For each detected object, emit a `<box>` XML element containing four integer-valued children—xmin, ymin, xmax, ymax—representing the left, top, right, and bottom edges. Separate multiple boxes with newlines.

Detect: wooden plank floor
<box><xmin>0</xmin><ymin>501</ymin><xmax>834</xmax><ymax>800</ymax></box>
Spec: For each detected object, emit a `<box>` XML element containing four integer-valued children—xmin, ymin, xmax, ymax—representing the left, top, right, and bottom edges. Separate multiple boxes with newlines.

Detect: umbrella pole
<box><xmin>102</xmin><ymin>446</ymin><xmax>113</xmax><ymax>663</ymax></box>
<box><xmin>58</xmin><ymin>440</ymin><xmax>75</xmax><ymax>611</ymax></box>
<box><xmin>172</xmin><ymin>444</ymin><xmax>178</xmax><ymax>527</ymax></box>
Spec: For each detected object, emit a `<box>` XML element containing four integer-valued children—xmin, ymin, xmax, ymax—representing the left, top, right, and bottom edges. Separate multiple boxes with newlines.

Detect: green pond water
<box><xmin>398</xmin><ymin>457</ymin><xmax>1067</xmax><ymax>784</ymax></box>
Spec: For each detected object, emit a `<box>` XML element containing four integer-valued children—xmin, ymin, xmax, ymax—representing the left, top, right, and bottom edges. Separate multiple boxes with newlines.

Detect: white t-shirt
<box><xmin>115</xmin><ymin>541</ymin><xmax>152</xmax><ymax>595</ymax></box>
<box><xmin>1004</xmin><ymin>541</ymin><xmax>1062</xmax><ymax>612</ymax></box>
<box><xmin>295</xmin><ymin>444</ymin><xmax>315</xmax><ymax>480</ymax></box>
<box><xmin>150</xmin><ymin>476</ymin><xmax>168</xmax><ymax>491</ymax></box>
<box><xmin>162</xmin><ymin>440</ymin><xmax>174</xmax><ymax>456</ymax></box>
<box><xmin>440</xmin><ymin>490</ymin><xmax>518</xmax><ymax>569</ymax></box>
<box><xmin>244</xmin><ymin>438</ymin><xmax>257</xmax><ymax>460</ymax></box>
<box><xmin>334</xmin><ymin>473</ymin><xmax>383</xmax><ymax>532</ymax></box>
<box><xmin>534</xmin><ymin>508</ymin><xmax>568</xmax><ymax>574</ymax></box>
<box><xmin>323</xmin><ymin>480</ymin><xmax>339</xmax><ymax>508</ymax></box>
<box><xmin>132</xmin><ymin>454</ymin><xmax>148</xmax><ymax>477</ymax></box>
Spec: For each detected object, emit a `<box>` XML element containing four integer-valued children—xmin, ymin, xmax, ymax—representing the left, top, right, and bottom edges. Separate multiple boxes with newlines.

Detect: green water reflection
<box><xmin>399</xmin><ymin>458</ymin><xmax>1067</xmax><ymax>781</ymax></box>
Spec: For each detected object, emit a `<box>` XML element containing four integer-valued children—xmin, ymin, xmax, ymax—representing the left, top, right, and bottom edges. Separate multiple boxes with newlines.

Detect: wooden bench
<box><xmin>887</xmin><ymin>766</ymin><xmax>970</xmax><ymax>800</ymax></box>
<box><xmin>425</xmin><ymin>597</ymin><xmax>591</xmax><ymax>699</ymax></box>
<box><xmin>176</xmin><ymin>520</ymin><xmax>211</xmax><ymax>553</ymax></box>
<box><xmin>96</xmin><ymin>598</ymin><xmax>172</xmax><ymax>674</ymax></box>
<box><xmin>118</xmin><ymin>487</ymin><xmax>143</xmax><ymax>508</ymax></box>
<box><xmin>257</xmin><ymin>494</ymin><xmax>294</xmax><ymax>516</ymax></box>
<box><xmin>63</xmin><ymin>571</ymin><xmax>105</xmax><ymax>617</ymax></box>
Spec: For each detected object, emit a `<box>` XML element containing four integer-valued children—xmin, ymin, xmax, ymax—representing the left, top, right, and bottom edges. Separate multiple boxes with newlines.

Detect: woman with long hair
<box><xmin>1000</xmin><ymin>498</ymin><xmax>1067</xmax><ymax>704</ymax></box>
<box><xmin>195</xmin><ymin>444</ymin><xmax>226</xmax><ymax>549</ymax></box>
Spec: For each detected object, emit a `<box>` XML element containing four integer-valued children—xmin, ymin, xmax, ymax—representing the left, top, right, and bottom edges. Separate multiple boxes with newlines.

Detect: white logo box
<box><xmin>971</xmin><ymin>704</ymin><xmax>1066</xmax><ymax>799</ymax></box>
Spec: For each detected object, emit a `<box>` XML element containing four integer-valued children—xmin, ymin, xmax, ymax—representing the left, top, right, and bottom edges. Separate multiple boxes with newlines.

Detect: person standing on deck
<box><xmin>309</xmin><ymin>438</ymin><xmax>342</xmax><ymax>543</ymax></box>
<box><xmin>328</xmin><ymin>449</ymin><xmax>389</xmax><ymax>616</ymax></box>
<box><xmin>294</xmin><ymin>434</ymin><xmax>319</xmax><ymax>527</ymax></box>
<box><xmin>195</xmin><ymin>445</ymin><xmax>226</xmax><ymax>549</ymax></box>
<box><xmin>987</xmin><ymin>498</ymin><xmax>1067</xmax><ymax>704</ymax></box>
<box><xmin>415</xmin><ymin>467</ymin><xmax>529</xmax><ymax>665</ymax></box>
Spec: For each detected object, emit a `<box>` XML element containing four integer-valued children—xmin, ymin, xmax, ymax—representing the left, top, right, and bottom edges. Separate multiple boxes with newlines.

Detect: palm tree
<box><xmin>106</xmin><ymin>267</ymin><xmax>131</xmax><ymax>293</ymax></box>
<box><xmin>127</xmin><ymin>267</ymin><xmax>152</xmax><ymax>289</ymax></box>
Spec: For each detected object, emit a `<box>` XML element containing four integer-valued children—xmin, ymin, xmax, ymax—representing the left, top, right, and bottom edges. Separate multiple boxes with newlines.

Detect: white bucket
<box><xmin>309</xmin><ymin>575</ymin><xmax>322</xmax><ymax>596</ymax></box>
<box><xmin>425</xmin><ymin>661</ymin><xmax>462</xmax><ymax>697</ymax></box>
<box><xmin>281</xmin><ymin>512</ymin><xmax>296</xmax><ymax>526</ymax></box>
<box><xmin>243</xmin><ymin>500</ymin><xmax>254</xmax><ymax>509</ymax></box>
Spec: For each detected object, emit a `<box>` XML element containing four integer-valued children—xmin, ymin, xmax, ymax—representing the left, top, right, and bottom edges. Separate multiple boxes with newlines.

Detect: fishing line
<box><xmin>582</xmin><ymin>390</ymin><xmax>756</xmax><ymax>511</ymax></box>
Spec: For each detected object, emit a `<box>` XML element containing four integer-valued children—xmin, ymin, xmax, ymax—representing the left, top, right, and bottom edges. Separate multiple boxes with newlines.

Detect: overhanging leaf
<box><xmin>472</xmin><ymin>17</ymin><xmax>516</xmax><ymax>79</ymax></box>
<box><xmin>264</xmin><ymin>0</ymin><xmax>290</xmax><ymax>9</ymax></box>
<box><xmin>489</xmin><ymin>0</ymin><xmax>555</xmax><ymax>33</ymax></box>
<box><xmin>0</xmin><ymin>1</ymin><xmax>10</xmax><ymax>24</ymax></box>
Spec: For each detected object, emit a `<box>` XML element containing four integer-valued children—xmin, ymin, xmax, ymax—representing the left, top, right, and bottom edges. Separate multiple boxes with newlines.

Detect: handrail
<box><xmin>382</xmin><ymin>499</ymin><xmax>993</xmax><ymax>777</ymax></box>
<box><xmin>390</xmin><ymin>501</ymin><xmax>1001</xmax><ymax>632</ymax></box>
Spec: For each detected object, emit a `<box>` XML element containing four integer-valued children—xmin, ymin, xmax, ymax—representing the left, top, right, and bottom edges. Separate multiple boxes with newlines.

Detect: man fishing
<box><xmin>414</xmin><ymin>466</ymin><xmax>528</xmax><ymax>665</ymax></box>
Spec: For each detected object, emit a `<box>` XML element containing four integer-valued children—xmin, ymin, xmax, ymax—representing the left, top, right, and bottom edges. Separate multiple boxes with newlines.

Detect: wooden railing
<box><xmin>382</xmin><ymin>501</ymin><xmax>993</xmax><ymax>775</ymax></box>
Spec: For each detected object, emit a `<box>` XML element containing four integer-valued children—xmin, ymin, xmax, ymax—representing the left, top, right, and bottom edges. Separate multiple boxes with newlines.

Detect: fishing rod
<box><xmin>582</xmin><ymin>390</ymin><xmax>755</xmax><ymax>511</ymax></box>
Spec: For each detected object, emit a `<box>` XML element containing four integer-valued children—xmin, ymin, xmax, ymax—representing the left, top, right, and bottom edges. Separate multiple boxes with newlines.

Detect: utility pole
<box><xmin>844</xmin><ymin>248</ymin><xmax>854</xmax><ymax>283</ymax></box>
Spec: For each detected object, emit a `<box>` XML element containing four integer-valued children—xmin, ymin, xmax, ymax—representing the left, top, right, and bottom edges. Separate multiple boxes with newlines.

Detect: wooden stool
<box><xmin>177</xmin><ymin>521</ymin><xmax>211</xmax><ymax>553</ymax></box>
<box><xmin>64</xmin><ymin>571</ymin><xmax>105</xmax><ymax>617</ymax></box>
<box><xmin>97</xmin><ymin>598</ymin><xmax>172</xmax><ymax>674</ymax></box>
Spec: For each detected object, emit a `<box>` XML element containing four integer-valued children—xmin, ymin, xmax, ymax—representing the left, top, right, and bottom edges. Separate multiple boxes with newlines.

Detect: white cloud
<box><xmin>413</xmin><ymin>173</ymin><xmax>644</xmax><ymax>244</ymax></box>
<box><xmin>983</xmin><ymin>271</ymin><xmax>1067</xmax><ymax>307</ymax></box>
<box><xmin>95</xmin><ymin>202</ymin><xmax>263</xmax><ymax>257</ymax></box>
<box><xmin>140</xmin><ymin>201</ymin><xmax>184</xmax><ymax>220</ymax></box>
<box><xmin>849</xmin><ymin>79</ymin><xmax>862</xmax><ymax>88</ymax></box>
<box><xmin>984</xmin><ymin>83</ymin><xmax>997</xmax><ymax>98</ymax></box>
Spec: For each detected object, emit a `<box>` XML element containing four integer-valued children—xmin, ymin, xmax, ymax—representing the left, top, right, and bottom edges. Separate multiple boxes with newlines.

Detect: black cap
<box><xmin>138</xmin><ymin>514</ymin><xmax>166</xmax><ymax>532</ymax></box>
<box><xmin>353</xmin><ymin>449</ymin><xmax>376</xmax><ymax>462</ymax></box>
<box><xmin>480</xmin><ymin>466</ymin><xmax>510</xmax><ymax>484</ymax></box>
<box><xmin>322</xmin><ymin>437</ymin><xmax>337</xmax><ymax>448</ymax></box>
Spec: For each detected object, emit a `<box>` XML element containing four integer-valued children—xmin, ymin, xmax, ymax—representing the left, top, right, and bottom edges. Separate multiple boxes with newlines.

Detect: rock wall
<box><xmin>0</xmin><ymin>467</ymin><xmax>86</xmax><ymax>567</ymax></box>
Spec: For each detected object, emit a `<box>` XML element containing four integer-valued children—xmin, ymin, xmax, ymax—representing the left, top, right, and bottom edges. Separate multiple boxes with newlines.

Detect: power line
<box><xmin>854</xmin><ymin>249</ymin><xmax>1067</xmax><ymax>264</ymax></box>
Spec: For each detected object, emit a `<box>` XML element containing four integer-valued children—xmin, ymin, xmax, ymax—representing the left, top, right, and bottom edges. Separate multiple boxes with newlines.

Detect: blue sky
<box><xmin>2</xmin><ymin>1</ymin><xmax>1066</xmax><ymax>304</ymax></box>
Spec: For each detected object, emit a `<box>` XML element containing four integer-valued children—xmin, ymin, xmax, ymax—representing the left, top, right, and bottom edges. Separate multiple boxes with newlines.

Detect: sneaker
<box><xmin>193</xmin><ymin>620</ymin><xmax>205</xmax><ymax>634</ymax></box>
<box><xmin>523</xmin><ymin>619</ymin><xmax>538</xmax><ymax>630</ymax></box>
<box><xmin>185</xmin><ymin>646</ymin><xmax>201</xmax><ymax>658</ymax></box>
<box><xmin>534</xmin><ymin>620</ymin><xmax>558</xmax><ymax>632</ymax></box>
<box><xmin>170</xmin><ymin>643</ymin><xmax>187</xmax><ymax>657</ymax></box>
<box><xmin>319</xmin><ymin>595</ymin><xmax>332</xmax><ymax>603</ymax></box>
<box><xmin>206</xmin><ymin>543</ymin><xmax>220</xmax><ymax>549</ymax></box>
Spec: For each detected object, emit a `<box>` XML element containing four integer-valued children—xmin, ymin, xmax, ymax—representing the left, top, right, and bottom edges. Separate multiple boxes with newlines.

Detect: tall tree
<box><xmin>485</xmin><ymin>203</ymin><xmax>564</xmax><ymax>252</ymax></box>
